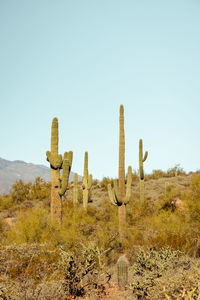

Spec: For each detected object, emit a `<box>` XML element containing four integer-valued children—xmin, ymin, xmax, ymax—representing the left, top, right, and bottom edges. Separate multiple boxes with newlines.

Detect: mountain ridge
<box><xmin>0</xmin><ymin>157</ymin><xmax>80</xmax><ymax>194</ymax></box>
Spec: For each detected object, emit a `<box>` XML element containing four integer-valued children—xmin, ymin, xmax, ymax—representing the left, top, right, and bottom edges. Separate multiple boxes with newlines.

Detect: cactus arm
<box><xmin>113</xmin><ymin>179</ymin><xmax>119</xmax><ymax>200</ymax></box>
<box><xmin>62</xmin><ymin>151</ymin><xmax>73</xmax><ymax>170</ymax></box>
<box><xmin>59</xmin><ymin>159</ymin><xmax>69</xmax><ymax>196</ymax></box>
<box><xmin>108</xmin><ymin>180</ymin><xmax>125</xmax><ymax>206</ymax></box>
<box><xmin>62</xmin><ymin>152</ymin><xmax>68</xmax><ymax>167</ymax></box>
<box><xmin>46</xmin><ymin>151</ymin><xmax>51</xmax><ymax>162</ymax></box>
<box><xmin>143</xmin><ymin>151</ymin><xmax>148</xmax><ymax>162</ymax></box>
<box><xmin>108</xmin><ymin>184</ymin><xmax>117</xmax><ymax>206</ymax></box>
<box><xmin>82</xmin><ymin>151</ymin><xmax>93</xmax><ymax>209</ymax></box>
<box><xmin>68</xmin><ymin>151</ymin><xmax>73</xmax><ymax>172</ymax></box>
<box><xmin>124</xmin><ymin>166</ymin><xmax>132</xmax><ymax>205</ymax></box>
<box><xmin>88</xmin><ymin>174</ymin><xmax>93</xmax><ymax>189</ymax></box>
<box><xmin>46</xmin><ymin>151</ymin><xmax>62</xmax><ymax>169</ymax></box>
<box><xmin>139</xmin><ymin>139</ymin><xmax>147</xmax><ymax>201</ymax></box>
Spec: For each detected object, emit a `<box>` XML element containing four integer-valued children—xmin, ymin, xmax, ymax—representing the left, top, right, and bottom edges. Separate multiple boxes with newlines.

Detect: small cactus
<box><xmin>46</xmin><ymin>117</ymin><xmax>73</xmax><ymax>223</ymax></box>
<box><xmin>117</xmin><ymin>255</ymin><xmax>129</xmax><ymax>290</ymax></box>
<box><xmin>82</xmin><ymin>152</ymin><xmax>93</xmax><ymax>210</ymax></box>
<box><xmin>139</xmin><ymin>139</ymin><xmax>148</xmax><ymax>202</ymax></box>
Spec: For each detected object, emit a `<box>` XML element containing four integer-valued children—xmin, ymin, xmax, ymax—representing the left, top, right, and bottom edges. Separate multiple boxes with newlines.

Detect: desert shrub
<box><xmin>156</xmin><ymin>184</ymin><xmax>181</xmax><ymax>212</ymax></box>
<box><xmin>3</xmin><ymin>178</ymin><xmax>50</xmax><ymax>210</ymax></box>
<box><xmin>167</xmin><ymin>164</ymin><xmax>185</xmax><ymax>177</ymax></box>
<box><xmin>59</xmin><ymin>243</ymin><xmax>108</xmax><ymax>298</ymax></box>
<box><xmin>6</xmin><ymin>207</ymin><xmax>50</xmax><ymax>244</ymax></box>
<box><xmin>92</xmin><ymin>179</ymin><xmax>99</xmax><ymax>186</ymax></box>
<box><xmin>146</xmin><ymin>169</ymin><xmax>167</xmax><ymax>180</ymax></box>
<box><xmin>0</xmin><ymin>244</ymin><xmax>65</xmax><ymax>299</ymax></box>
<box><xmin>181</xmin><ymin>173</ymin><xmax>200</xmax><ymax>256</ymax></box>
<box><xmin>4</xmin><ymin>198</ymin><xmax>119</xmax><ymax>255</ymax></box>
<box><xmin>31</xmin><ymin>177</ymin><xmax>50</xmax><ymax>202</ymax></box>
<box><xmin>0</xmin><ymin>195</ymin><xmax>14</xmax><ymax>211</ymax></box>
<box><xmin>126</xmin><ymin>189</ymin><xmax>191</xmax><ymax>254</ymax></box>
<box><xmin>147</xmin><ymin>258</ymin><xmax>200</xmax><ymax>299</ymax></box>
<box><xmin>9</xmin><ymin>180</ymin><xmax>32</xmax><ymax>204</ymax></box>
<box><xmin>0</xmin><ymin>219</ymin><xmax>4</xmax><ymax>233</ymax></box>
<box><xmin>131</xmin><ymin>170</ymin><xmax>139</xmax><ymax>183</ymax></box>
<box><xmin>99</xmin><ymin>177</ymin><xmax>114</xmax><ymax>191</ymax></box>
<box><xmin>146</xmin><ymin>165</ymin><xmax>186</xmax><ymax>181</ymax></box>
<box><xmin>128</xmin><ymin>247</ymin><xmax>190</xmax><ymax>299</ymax></box>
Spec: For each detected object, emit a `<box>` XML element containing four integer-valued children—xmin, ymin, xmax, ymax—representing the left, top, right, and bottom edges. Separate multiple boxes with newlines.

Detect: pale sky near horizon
<box><xmin>0</xmin><ymin>0</ymin><xmax>200</xmax><ymax>179</ymax></box>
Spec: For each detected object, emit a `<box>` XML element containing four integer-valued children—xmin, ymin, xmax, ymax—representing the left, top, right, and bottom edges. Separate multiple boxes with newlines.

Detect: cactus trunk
<box><xmin>46</xmin><ymin>118</ymin><xmax>72</xmax><ymax>223</ymax></box>
<box><xmin>51</xmin><ymin>168</ymin><xmax>62</xmax><ymax>222</ymax></box>
<box><xmin>139</xmin><ymin>179</ymin><xmax>144</xmax><ymax>203</ymax></box>
<box><xmin>118</xmin><ymin>205</ymin><xmax>126</xmax><ymax>238</ymax></box>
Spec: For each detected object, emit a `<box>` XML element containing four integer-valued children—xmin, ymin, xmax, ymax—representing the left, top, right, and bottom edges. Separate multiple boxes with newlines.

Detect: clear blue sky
<box><xmin>0</xmin><ymin>0</ymin><xmax>200</xmax><ymax>179</ymax></box>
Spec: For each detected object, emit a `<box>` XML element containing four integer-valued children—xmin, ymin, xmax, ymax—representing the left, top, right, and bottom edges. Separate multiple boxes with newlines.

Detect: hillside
<box><xmin>0</xmin><ymin>157</ymin><xmax>80</xmax><ymax>194</ymax></box>
<box><xmin>0</xmin><ymin>172</ymin><xmax>200</xmax><ymax>300</ymax></box>
<box><xmin>0</xmin><ymin>171</ymin><xmax>200</xmax><ymax>299</ymax></box>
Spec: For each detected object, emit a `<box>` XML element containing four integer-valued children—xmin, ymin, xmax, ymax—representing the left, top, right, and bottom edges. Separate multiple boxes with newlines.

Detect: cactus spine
<box><xmin>139</xmin><ymin>139</ymin><xmax>148</xmax><ymax>202</ymax></box>
<box><xmin>117</xmin><ymin>255</ymin><xmax>129</xmax><ymax>290</ymax></box>
<box><xmin>46</xmin><ymin>117</ymin><xmax>73</xmax><ymax>223</ymax></box>
<box><xmin>73</xmin><ymin>173</ymin><xmax>78</xmax><ymax>205</ymax></box>
<box><xmin>82</xmin><ymin>152</ymin><xmax>93</xmax><ymax>210</ymax></box>
<box><xmin>108</xmin><ymin>105</ymin><xmax>132</xmax><ymax>238</ymax></box>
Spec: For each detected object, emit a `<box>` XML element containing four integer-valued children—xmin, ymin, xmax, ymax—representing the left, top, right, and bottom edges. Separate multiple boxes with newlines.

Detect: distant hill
<box><xmin>0</xmin><ymin>158</ymin><xmax>80</xmax><ymax>195</ymax></box>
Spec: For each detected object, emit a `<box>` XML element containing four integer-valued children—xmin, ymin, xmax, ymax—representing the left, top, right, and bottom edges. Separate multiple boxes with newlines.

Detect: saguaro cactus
<box><xmin>139</xmin><ymin>139</ymin><xmax>148</xmax><ymax>202</ymax></box>
<box><xmin>82</xmin><ymin>152</ymin><xmax>93</xmax><ymax>210</ymax></box>
<box><xmin>46</xmin><ymin>117</ymin><xmax>73</xmax><ymax>223</ymax></box>
<box><xmin>117</xmin><ymin>255</ymin><xmax>129</xmax><ymax>290</ymax></box>
<box><xmin>107</xmin><ymin>105</ymin><xmax>132</xmax><ymax>238</ymax></box>
<box><xmin>73</xmin><ymin>173</ymin><xmax>79</xmax><ymax>205</ymax></box>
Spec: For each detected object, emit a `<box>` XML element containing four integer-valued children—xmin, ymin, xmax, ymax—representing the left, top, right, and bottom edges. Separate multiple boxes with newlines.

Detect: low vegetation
<box><xmin>0</xmin><ymin>169</ymin><xmax>200</xmax><ymax>299</ymax></box>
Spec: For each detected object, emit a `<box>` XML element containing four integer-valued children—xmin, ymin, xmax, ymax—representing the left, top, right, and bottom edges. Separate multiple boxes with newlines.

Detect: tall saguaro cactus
<box><xmin>139</xmin><ymin>139</ymin><xmax>148</xmax><ymax>202</ymax></box>
<box><xmin>82</xmin><ymin>152</ymin><xmax>93</xmax><ymax>210</ymax></box>
<box><xmin>46</xmin><ymin>117</ymin><xmax>73</xmax><ymax>223</ymax></box>
<box><xmin>108</xmin><ymin>105</ymin><xmax>132</xmax><ymax>238</ymax></box>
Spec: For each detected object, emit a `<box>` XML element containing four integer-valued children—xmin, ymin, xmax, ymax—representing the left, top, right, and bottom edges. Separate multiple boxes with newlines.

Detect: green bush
<box><xmin>31</xmin><ymin>177</ymin><xmax>51</xmax><ymax>202</ymax></box>
<box><xmin>9</xmin><ymin>179</ymin><xmax>32</xmax><ymax>204</ymax></box>
<box><xmin>0</xmin><ymin>195</ymin><xmax>14</xmax><ymax>211</ymax></box>
<box><xmin>6</xmin><ymin>207</ymin><xmax>49</xmax><ymax>244</ymax></box>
